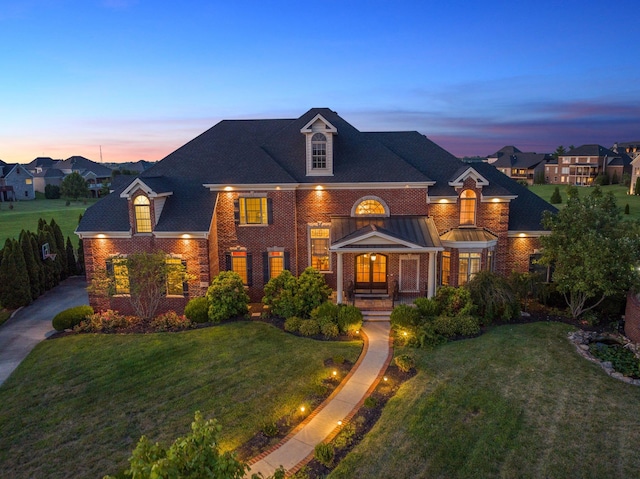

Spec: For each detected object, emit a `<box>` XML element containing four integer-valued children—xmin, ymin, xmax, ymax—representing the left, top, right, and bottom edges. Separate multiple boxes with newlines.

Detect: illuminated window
<box><xmin>134</xmin><ymin>195</ymin><xmax>152</xmax><ymax>233</ymax></box>
<box><xmin>459</xmin><ymin>190</ymin><xmax>476</xmax><ymax>226</ymax></box>
<box><xmin>226</xmin><ymin>250</ymin><xmax>252</xmax><ymax>285</ymax></box>
<box><xmin>25</xmin><ymin>178</ymin><xmax>33</xmax><ymax>185</ymax></box>
<box><xmin>311</xmin><ymin>133</ymin><xmax>327</xmax><ymax>169</ymax></box>
<box><xmin>458</xmin><ymin>252</ymin><xmax>481</xmax><ymax>285</ymax></box>
<box><xmin>355</xmin><ymin>199</ymin><xmax>386</xmax><ymax>216</ymax></box>
<box><xmin>487</xmin><ymin>250</ymin><xmax>495</xmax><ymax>272</ymax></box>
<box><xmin>106</xmin><ymin>257</ymin><xmax>130</xmax><ymax>295</ymax></box>
<box><xmin>166</xmin><ymin>257</ymin><xmax>186</xmax><ymax>296</ymax></box>
<box><xmin>309</xmin><ymin>227</ymin><xmax>330</xmax><ymax>271</ymax></box>
<box><xmin>269</xmin><ymin>251</ymin><xmax>284</xmax><ymax>279</ymax></box>
<box><xmin>441</xmin><ymin>251</ymin><xmax>450</xmax><ymax>286</ymax></box>
<box><xmin>238</xmin><ymin>197</ymin><xmax>269</xmax><ymax>225</ymax></box>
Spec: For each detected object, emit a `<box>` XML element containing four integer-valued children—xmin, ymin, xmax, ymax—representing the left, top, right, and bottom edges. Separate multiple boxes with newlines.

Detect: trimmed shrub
<box><xmin>284</xmin><ymin>316</ymin><xmax>302</xmax><ymax>332</ymax></box>
<box><xmin>263</xmin><ymin>270</ymin><xmax>299</xmax><ymax>319</ymax></box>
<box><xmin>296</xmin><ymin>267</ymin><xmax>333</xmax><ymax>318</ymax></box>
<box><xmin>390</xmin><ymin>304</ymin><xmax>421</xmax><ymax>329</ymax></box>
<box><xmin>150</xmin><ymin>311</ymin><xmax>192</xmax><ymax>332</ymax></box>
<box><xmin>416</xmin><ymin>323</ymin><xmax>447</xmax><ymax>348</ymax></box>
<box><xmin>314</xmin><ymin>442</ymin><xmax>335</xmax><ymax>467</ymax></box>
<box><xmin>363</xmin><ymin>396</ymin><xmax>377</xmax><ymax>408</ymax></box>
<box><xmin>311</xmin><ymin>301</ymin><xmax>339</xmax><ymax>323</ymax></box>
<box><xmin>414</xmin><ymin>297</ymin><xmax>439</xmax><ymax>319</ymax></box>
<box><xmin>298</xmin><ymin>319</ymin><xmax>320</xmax><ymax>337</ymax></box>
<box><xmin>433</xmin><ymin>314</ymin><xmax>480</xmax><ymax>338</ymax></box>
<box><xmin>184</xmin><ymin>296</ymin><xmax>209</xmax><ymax>323</ymax></box>
<box><xmin>394</xmin><ymin>353</ymin><xmax>416</xmax><ymax>373</ymax></box>
<box><xmin>207</xmin><ymin>271</ymin><xmax>249</xmax><ymax>322</ymax></box>
<box><xmin>75</xmin><ymin>309</ymin><xmax>135</xmax><ymax>333</ymax></box>
<box><xmin>52</xmin><ymin>305</ymin><xmax>94</xmax><ymax>331</ymax></box>
<box><xmin>435</xmin><ymin>286</ymin><xmax>474</xmax><ymax>317</ymax></box>
<box><xmin>261</xmin><ymin>420</ymin><xmax>279</xmax><ymax>437</ymax></box>
<box><xmin>550</xmin><ymin>186</ymin><xmax>562</xmax><ymax>204</ymax></box>
<box><xmin>321</xmin><ymin>321</ymin><xmax>339</xmax><ymax>339</ymax></box>
<box><xmin>44</xmin><ymin>184</ymin><xmax>60</xmax><ymax>199</ymax></box>
<box><xmin>337</xmin><ymin>304</ymin><xmax>363</xmax><ymax>334</ymax></box>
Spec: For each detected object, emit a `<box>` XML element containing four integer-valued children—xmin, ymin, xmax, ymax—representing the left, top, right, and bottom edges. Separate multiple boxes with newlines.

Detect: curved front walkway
<box><xmin>0</xmin><ymin>276</ymin><xmax>89</xmax><ymax>386</ymax></box>
<box><xmin>247</xmin><ymin>319</ymin><xmax>392</xmax><ymax>477</ymax></box>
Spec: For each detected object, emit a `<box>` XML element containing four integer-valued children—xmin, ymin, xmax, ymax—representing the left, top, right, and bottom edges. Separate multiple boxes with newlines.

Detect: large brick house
<box><xmin>544</xmin><ymin>144</ymin><xmax>632</xmax><ymax>186</ymax></box>
<box><xmin>77</xmin><ymin>108</ymin><xmax>555</xmax><ymax>314</ymax></box>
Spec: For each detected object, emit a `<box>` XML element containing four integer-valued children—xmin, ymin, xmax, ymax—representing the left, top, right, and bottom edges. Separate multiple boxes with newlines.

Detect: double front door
<box><xmin>355</xmin><ymin>253</ymin><xmax>387</xmax><ymax>293</ymax></box>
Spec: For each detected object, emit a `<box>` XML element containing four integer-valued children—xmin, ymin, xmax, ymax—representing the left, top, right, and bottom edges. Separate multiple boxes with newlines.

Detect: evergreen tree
<box><xmin>20</xmin><ymin>230</ymin><xmax>41</xmax><ymax>300</ymax></box>
<box><xmin>612</xmin><ymin>170</ymin><xmax>619</xmax><ymax>185</ymax></box>
<box><xmin>66</xmin><ymin>236</ymin><xmax>78</xmax><ymax>276</ymax></box>
<box><xmin>625</xmin><ymin>203</ymin><xmax>630</xmax><ymax>215</ymax></box>
<box><xmin>0</xmin><ymin>239</ymin><xmax>32</xmax><ymax>309</ymax></box>
<box><xmin>77</xmin><ymin>238</ymin><xmax>85</xmax><ymax>276</ymax></box>
<box><xmin>635</xmin><ymin>177</ymin><xmax>640</xmax><ymax>195</ymax></box>
<box><xmin>38</xmin><ymin>229</ymin><xmax>58</xmax><ymax>289</ymax></box>
<box><xmin>49</xmin><ymin>219</ymin><xmax>68</xmax><ymax>278</ymax></box>
<box><xmin>60</xmin><ymin>171</ymin><xmax>90</xmax><ymax>200</ymax></box>
<box><xmin>550</xmin><ymin>187</ymin><xmax>562</xmax><ymax>204</ymax></box>
<box><xmin>30</xmin><ymin>233</ymin><xmax>46</xmax><ymax>294</ymax></box>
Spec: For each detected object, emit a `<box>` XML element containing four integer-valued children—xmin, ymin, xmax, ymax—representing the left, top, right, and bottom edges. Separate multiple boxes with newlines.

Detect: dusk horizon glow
<box><xmin>2</xmin><ymin>0</ymin><xmax>639</xmax><ymax>164</ymax></box>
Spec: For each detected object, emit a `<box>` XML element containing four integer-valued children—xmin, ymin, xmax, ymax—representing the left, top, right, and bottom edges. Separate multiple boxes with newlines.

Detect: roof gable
<box><xmin>448</xmin><ymin>166</ymin><xmax>490</xmax><ymax>187</ymax></box>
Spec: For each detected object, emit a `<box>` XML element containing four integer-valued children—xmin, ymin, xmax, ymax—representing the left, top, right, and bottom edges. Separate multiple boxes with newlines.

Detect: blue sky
<box><xmin>1</xmin><ymin>0</ymin><xmax>639</xmax><ymax>163</ymax></box>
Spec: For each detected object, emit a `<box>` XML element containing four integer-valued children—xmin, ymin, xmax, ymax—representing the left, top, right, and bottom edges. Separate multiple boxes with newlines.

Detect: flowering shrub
<box><xmin>150</xmin><ymin>311</ymin><xmax>192</xmax><ymax>332</ymax></box>
<box><xmin>75</xmin><ymin>309</ymin><xmax>135</xmax><ymax>333</ymax></box>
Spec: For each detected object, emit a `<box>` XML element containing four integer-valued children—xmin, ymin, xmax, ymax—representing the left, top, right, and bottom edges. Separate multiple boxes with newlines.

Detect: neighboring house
<box><xmin>487</xmin><ymin>146</ymin><xmax>552</xmax><ymax>185</ymax></box>
<box><xmin>0</xmin><ymin>160</ymin><xmax>35</xmax><ymax>201</ymax></box>
<box><xmin>616</xmin><ymin>141</ymin><xmax>640</xmax><ymax>158</ymax></box>
<box><xmin>77</xmin><ymin>108</ymin><xmax>556</xmax><ymax>316</ymax></box>
<box><xmin>545</xmin><ymin>144</ymin><xmax>632</xmax><ymax>186</ymax></box>
<box><xmin>55</xmin><ymin>156</ymin><xmax>113</xmax><ymax>197</ymax></box>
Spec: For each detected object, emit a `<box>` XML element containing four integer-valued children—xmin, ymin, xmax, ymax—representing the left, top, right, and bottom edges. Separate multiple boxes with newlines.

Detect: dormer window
<box><xmin>301</xmin><ymin>113</ymin><xmax>337</xmax><ymax>176</ymax></box>
<box><xmin>459</xmin><ymin>189</ymin><xmax>476</xmax><ymax>226</ymax></box>
<box><xmin>312</xmin><ymin>133</ymin><xmax>327</xmax><ymax>169</ymax></box>
<box><xmin>134</xmin><ymin>195</ymin><xmax>152</xmax><ymax>233</ymax></box>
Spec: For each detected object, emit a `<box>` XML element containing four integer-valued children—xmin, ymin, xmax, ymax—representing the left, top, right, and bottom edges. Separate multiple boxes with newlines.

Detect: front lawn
<box><xmin>0</xmin><ymin>197</ymin><xmax>97</xmax><ymax>245</ymax></box>
<box><xmin>330</xmin><ymin>322</ymin><xmax>640</xmax><ymax>479</ymax></box>
<box><xmin>530</xmin><ymin>184</ymin><xmax>640</xmax><ymax>220</ymax></box>
<box><xmin>0</xmin><ymin>321</ymin><xmax>361</xmax><ymax>479</ymax></box>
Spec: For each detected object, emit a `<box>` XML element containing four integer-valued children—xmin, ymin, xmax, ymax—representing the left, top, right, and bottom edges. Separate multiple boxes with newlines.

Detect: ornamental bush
<box><xmin>311</xmin><ymin>301</ymin><xmax>340</xmax><ymax>324</ymax></box>
<box><xmin>150</xmin><ymin>311</ymin><xmax>192</xmax><ymax>332</ymax></box>
<box><xmin>75</xmin><ymin>309</ymin><xmax>135</xmax><ymax>333</ymax></box>
<box><xmin>263</xmin><ymin>269</ymin><xmax>299</xmax><ymax>319</ymax></box>
<box><xmin>284</xmin><ymin>316</ymin><xmax>302</xmax><ymax>332</ymax></box>
<box><xmin>550</xmin><ymin>186</ymin><xmax>562</xmax><ymax>204</ymax></box>
<box><xmin>433</xmin><ymin>314</ymin><xmax>480</xmax><ymax>338</ymax></box>
<box><xmin>465</xmin><ymin>270</ymin><xmax>520</xmax><ymax>324</ymax></box>
<box><xmin>298</xmin><ymin>319</ymin><xmax>320</xmax><ymax>337</ymax></box>
<box><xmin>414</xmin><ymin>297</ymin><xmax>439</xmax><ymax>319</ymax></box>
<box><xmin>435</xmin><ymin>286</ymin><xmax>474</xmax><ymax>317</ymax></box>
<box><xmin>295</xmin><ymin>267</ymin><xmax>333</xmax><ymax>318</ymax></box>
<box><xmin>321</xmin><ymin>321</ymin><xmax>340</xmax><ymax>339</ymax></box>
<box><xmin>52</xmin><ymin>305</ymin><xmax>94</xmax><ymax>331</ymax></box>
<box><xmin>337</xmin><ymin>304</ymin><xmax>363</xmax><ymax>334</ymax></box>
<box><xmin>207</xmin><ymin>271</ymin><xmax>249</xmax><ymax>322</ymax></box>
<box><xmin>390</xmin><ymin>304</ymin><xmax>421</xmax><ymax>329</ymax></box>
<box><xmin>184</xmin><ymin>296</ymin><xmax>209</xmax><ymax>323</ymax></box>
<box><xmin>314</xmin><ymin>442</ymin><xmax>335</xmax><ymax>467</ymax></box>
<box><xmin>394</xmin><ymin>353</ymin><xmax>416</xmax><ymax>373</ymax></box>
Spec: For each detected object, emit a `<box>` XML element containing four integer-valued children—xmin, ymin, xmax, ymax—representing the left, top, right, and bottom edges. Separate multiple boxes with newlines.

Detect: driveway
<box><xmin>0</xmin><ymin>276</ymin><xmax>89</xmax><ymax>385</ymax></box>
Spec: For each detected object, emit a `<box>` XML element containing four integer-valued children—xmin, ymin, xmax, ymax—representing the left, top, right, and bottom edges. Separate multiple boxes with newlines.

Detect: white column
<box><xmin>336</xmin><ymin>252</ymin><xmax>344</xmax><ymax>304</ymax></box>
<box><xmin>427</xmin><ymin>251</ymin><xmax>436</xmax><ymax>298</ymax></box>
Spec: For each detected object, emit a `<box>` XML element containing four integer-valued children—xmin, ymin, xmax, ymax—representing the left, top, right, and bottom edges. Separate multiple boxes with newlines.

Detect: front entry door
<box><xmin>355</xmin><ymin>253</ymin><xmax>387</xmax><ymax>293</ymax></box>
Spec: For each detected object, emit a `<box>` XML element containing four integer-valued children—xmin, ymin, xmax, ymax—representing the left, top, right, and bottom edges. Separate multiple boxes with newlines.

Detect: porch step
<box><xmin>361</xmin><ymin>310</ymin><xmax>391</xmax><ymax>322</ymax></box>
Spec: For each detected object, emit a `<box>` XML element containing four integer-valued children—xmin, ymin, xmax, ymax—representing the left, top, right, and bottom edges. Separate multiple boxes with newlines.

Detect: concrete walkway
<box><xmin>247</xmin><ymin>318</ymin><xmax>392</xmax><ymax>477</ymax></box>
<box><xmin>0</xmin><ymin>276</ymin><xmax>89</xmax><ymax>385</ymax></box>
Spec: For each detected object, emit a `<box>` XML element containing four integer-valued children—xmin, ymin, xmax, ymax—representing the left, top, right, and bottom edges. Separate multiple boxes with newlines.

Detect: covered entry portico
<box><xmin>330</xmin><ymin>216</ymin><xmax>443</xmax><ymax>304</ymax></box>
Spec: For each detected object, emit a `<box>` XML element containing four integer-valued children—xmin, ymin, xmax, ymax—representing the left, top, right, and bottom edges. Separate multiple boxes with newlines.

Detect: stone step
<box><xmin>362</xmin><ymin>310</ymin><xmax>391</xmax><ymax>322</ymax></box>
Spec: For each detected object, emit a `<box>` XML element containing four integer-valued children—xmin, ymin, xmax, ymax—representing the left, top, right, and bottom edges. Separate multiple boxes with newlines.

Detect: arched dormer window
<box><xmin>134</xmin><ymin>195</ymin><xmax>152</xmax><ymax>233</ymax></box>
<box><xmin>352</xmin><ymin>196</ymin><xmax>389</xmax><ymax>217</ymax></box>
<box><xmin>459</xmin><ymin>189</ymin><xmax>476</xmax><ymax>226</ymax></box>
<box><xmin>311</xmin><ymin>133</ymin><xmax>327</xmax><ymax>169</ymax></box>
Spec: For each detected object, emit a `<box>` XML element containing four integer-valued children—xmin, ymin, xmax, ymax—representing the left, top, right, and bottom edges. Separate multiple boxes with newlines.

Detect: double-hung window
<box><xmin>235</xmin><ymin>197</ymin><xmax>272</xmax><ymax>225</ymax></box>
<box><xmin>311</xmin><ymin>133</ymin><xmax>327</xmax><ymax>169</ymax></box>
<box><xmin>309</xmin><ymin>227</ymin><xmax>330</xmax><ymax>271</ymax></box>
<box><xmin>134</xmin><ymin>195</ymin><xmax>152</xmax><ymax>233</ymax></box>
<box><xmin>440</xmin><ymin>251</ymin><xmax>451</xmax><ymax>286</ymax></box>
<box><xmin>458</xmin><ymin>252</ymin><xmax>481</xmax><ymax>285</ymax></box>
<box><xmin>226</xmin><ymin>250</ymin><xmax>252</xmax><ymax>286</ymax></box>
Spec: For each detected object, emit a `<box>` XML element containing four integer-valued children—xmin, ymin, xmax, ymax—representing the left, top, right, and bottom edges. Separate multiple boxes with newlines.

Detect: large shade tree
<box><xmin>539</xmin><ymin>186</ymin><xmax>640</xmax><ymax>319</ymax></box>
<box><xmin>60</xmin><ymin>171</ymin><xmax>90</xmax><ymax>200</ymax></box>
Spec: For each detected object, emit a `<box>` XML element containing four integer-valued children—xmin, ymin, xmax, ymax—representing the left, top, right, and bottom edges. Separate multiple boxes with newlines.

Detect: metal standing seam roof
<box><xmin>330</xmin><ymin>216</ymin><xmax>442</xmax><ymax>249</ymax></box>
<box><xmin>439</xmin><ymin>228</ymin><xmax>498</xmax><ymax>243</ymax></box>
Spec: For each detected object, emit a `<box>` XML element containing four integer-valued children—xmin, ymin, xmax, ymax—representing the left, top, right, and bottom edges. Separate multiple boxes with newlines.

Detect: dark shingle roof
<box><xmin>56</xmin><ymin>156</ymin><xmax>113</xmax><ymax>178</ymax></box>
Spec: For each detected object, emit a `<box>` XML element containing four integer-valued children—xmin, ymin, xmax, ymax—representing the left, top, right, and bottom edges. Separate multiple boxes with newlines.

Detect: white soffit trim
<box><xmin>507</xmin><ymin>231</ymin><xmax>551</xmax><ymax>238</ymax></box>
<box><xmin>448</xmin><ymin>167</ymin><xmax>490</xmax><ymax>187</ymax></box>
<box><xmin>120</xmin><ymin>178</ymin><xmax>173</xmax><ymax>199</ymax></box>
<box><xmin>480</xmin><ymin>195</ymin><xmax>517</xmax><ymax>203</ymax></box>
<box><xmin>153</xmin><ymin>231</ymin><xmax>209</xmax><ymax>239</ymax></box>
<box><xmin>75</xmin><ymin>231</ymin><xmax>132</xmax><ymax>239</ymax></box>
<box><xmin>300</xmin><ymin>114</ymin><xmax>338</xmax><ymax>134</ymax></box>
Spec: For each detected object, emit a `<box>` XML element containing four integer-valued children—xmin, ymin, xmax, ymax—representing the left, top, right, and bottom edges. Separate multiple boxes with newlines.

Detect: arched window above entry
<box><xmin>134</xmin><ymin>195</ymin><xmax>152</xmax><ymax>233</ymax></box>
<box><xmin>311</xmin><ymin>133</ymin><xmax>327</xmax><ymax>169</ymax></box>
<box><xmin>459</xmin><ymin>189</ymin><xmax>476</xmax><ymax>226</ymax></box>
<box><xmin>352</xmin><ymin>196</ymin><xmax>389</xmax><ymax>217</ymax></box>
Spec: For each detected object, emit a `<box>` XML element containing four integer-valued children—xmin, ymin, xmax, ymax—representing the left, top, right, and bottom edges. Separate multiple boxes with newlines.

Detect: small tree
<box><xmin>262</xmin><ymin>269</ymin><xmax>299</xmax><ymax>318</ymax></box>
<box><xmin>533</xmin><ymin>169</ymin><xmax>546</xmax><ymax>185</ymax></box>
<box><xmin>625</xmin><ymin>203</ymin><xmax>630</xmax><ymax>215</ymax></box>
<box><xmin>549</xmin><ymin>186</ymin><xmax>562</xmax><ymax>204</ymax></box>
<box><xmin>65</xmin><ymin>236</ymin><xmax>78</xmax><ymax>276</ymax></box>
<box><xmin>295</xmin><ymin>267</ymin><xmax>332</xmax><ymax>318</ymax></box>
<box><xmin>207</xmin><ymin>271</ymin><xmax>249</xmax><ymax>322</ymax></box>
<box><xmin>0</xmin><ymin>239</ymin><xmax>32</xmax><ymax>309</ymax></box>
<box><xmin>60</xmin><ymin>171</ymin><xmax>89</xmax><ymax>200</ymax></box>
<box><xmin>89</xmin><ymin>251</ymin><xmax>191</xmax><ymax>320</ymax></box>
<box><xmin>539</xmin><ymin>186</ymin><xmax>640</xmax><ymax>319</ymax></box>
<box><xmin>19</xmin><ymin>230</ymin><xmax>40</xmax><ymax>300</ymax></box>
<box><xmin>44</xmin><ymin>184</ymin><xmax>60</xmax><ymax>199</ymax></box>
<box><xmin>635</xmin><ymin>177</ymin><xmax>640</xmax><ymax>195</ymax></box>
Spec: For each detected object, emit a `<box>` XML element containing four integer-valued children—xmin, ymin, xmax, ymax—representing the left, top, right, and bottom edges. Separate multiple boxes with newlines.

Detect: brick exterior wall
<box><xmin>625</xmin><ymin>291</ymin><xmax>640</xmax><ymax>343</ymax></box>
<box><xmin>83</xmin><ymin>182</ymin><xmax>545</xmax><ymax>313</ymax></box>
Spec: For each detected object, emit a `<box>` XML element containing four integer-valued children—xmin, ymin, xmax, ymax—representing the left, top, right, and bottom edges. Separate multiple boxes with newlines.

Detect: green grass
<box><xmin>0</xmin><ymin>197</ymin><xmax>97</xmax><ymax>245</ymax></box>
<box><xmin>530</xmin><ymin>184</ymin><xmax>640</xmax><ymax>220</ymax></box>
<box><xmin>330</xmin><ymin>322</ymin><xmax>640</xmax><ymax>479</ymax></box>
<box><xmin>0</xmin><ymin>322</ymin><xmax>361</xmax><ymax>479</ymax></box>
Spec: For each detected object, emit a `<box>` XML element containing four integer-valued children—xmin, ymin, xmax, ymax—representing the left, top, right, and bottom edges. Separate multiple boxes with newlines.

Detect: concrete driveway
<box><xmin>0</xmin><ymin>276</ymin><xmax>89</xmax><ymax>385</ymax></box>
